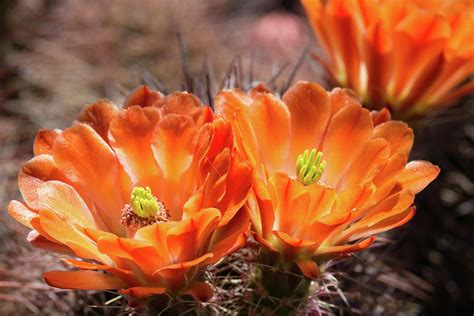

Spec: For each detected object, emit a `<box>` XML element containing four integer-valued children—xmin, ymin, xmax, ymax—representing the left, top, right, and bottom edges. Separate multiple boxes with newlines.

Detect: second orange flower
<box><xmin>216</xmin><ymin>81</ymin><xmax>439</xmax><ymax>277</ymax></box>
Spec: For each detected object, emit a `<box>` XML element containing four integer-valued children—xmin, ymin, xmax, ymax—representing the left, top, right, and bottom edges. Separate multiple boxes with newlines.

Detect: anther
<box><xmin>296</xmin><ymin>149</ymin><xmax>326</xmax><ymax>185</ymax></box>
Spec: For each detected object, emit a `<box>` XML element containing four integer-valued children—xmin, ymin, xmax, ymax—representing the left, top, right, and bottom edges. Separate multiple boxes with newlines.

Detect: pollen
<box><xmin>296</xmin><ymin>149</ymin><xmax>326</xmax><ymax>186</ymax></box>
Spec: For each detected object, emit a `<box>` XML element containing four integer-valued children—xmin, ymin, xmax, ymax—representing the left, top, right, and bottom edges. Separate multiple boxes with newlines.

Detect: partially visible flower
<box><xmin>302</xmin><ymin>0</ymin><xmax>474</xmax><ymax>119</ymax></box>
<box><xmin>8</xmin><ymin>85</ymin><xmax>253</xmax><ymax>301</ymax></box>
<box><xmin>216</xmin><ymin>81</ymin><xmax>439</xmax><ymax>277</ymax></box>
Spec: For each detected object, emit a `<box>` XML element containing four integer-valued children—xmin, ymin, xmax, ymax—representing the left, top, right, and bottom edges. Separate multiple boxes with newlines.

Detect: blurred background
<box><xmin>0</xmin><ymin>0</ymin><xmax>472</xmax><ymax>315</ymax></box>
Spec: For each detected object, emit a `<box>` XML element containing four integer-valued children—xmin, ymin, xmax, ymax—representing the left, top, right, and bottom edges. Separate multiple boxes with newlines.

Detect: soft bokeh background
<box><xmin>0</xmin><ymin>0</ymin><xmax>472</xmax><ymax>315</ymax></box>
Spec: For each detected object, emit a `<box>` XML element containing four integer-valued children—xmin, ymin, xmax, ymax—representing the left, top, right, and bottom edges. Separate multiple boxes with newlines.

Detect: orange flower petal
<box><xmin>317</xmin><ymin>203</ymin><xmax>350</xmax><ymax>226</ymax></box>
<box><xmin>27</xmin><ymin>230</ymin><xmax>75</xmax><ymax>256</ymax></box>
<box><xmin>52</xmin><ymin>123</ymin><xmax>125</xmax><ymax>235</ymax></box>
<box><xmin>284</xmin><ymin>190</ymin><xmax>312</xmax><ymax>233</ymax></box>
<box><xmin>8</xmin><ymin>200</ymin><xmax>37</xmax><ymax>229</ymax></box>
<box><xmin>77</xmin><ymin>100</ymin><xmax>119</xmax><ymax>143</ymax></box>
<box><xmin>193</xmin><ymin>209</ymin><xmax>223</xmax><ymax>252</ymax></box>
<box><xmin>36</xmin><ymin>181</ymin><xmax>96</xmax><ymax>227</ymax></box>
<box><xmin>62</xmin><ymin>258</ymin><xmax>111</xmax><ymax>270</ymax></box>
<box><xmin>363</xmin><ymin>189</ymin><xmax>414</xmax><ymax>220</ymax></box>
<box><xmin>273</xmin><ymin>231</ymin><xmax>317</xmax><ymax>249</ymax></box>
<box><xmin>252</xmin><ymin>181</ymin><xmax>276</xmax><ymax>238</ymax></box>
<box><xmin>119</xmin><ymin>286</ymin><xmax>166</xmax><ymax>298</ymax></box>
<box><xmin>253</xmin><ymin>232</ymin><xmax>278</xmax><ymax>252</ymax></box>
<box><xmin>123</xmin><ymin>85</ymin><xmax>163</xmax><ymax>108</ymax></box>
<box><xmin>167</xmin><ymin>209</ymin><xmax>221</xmax><ymax>262</ymax></box>
<box><xmin>198</xmin><ymin>149</ymin><xmax>231</xmax><ymax>212</ymax></box>
<box><xmin>366</xmin><ymin>21</ymin><xmax>393</xmax><ymax>55</ymax></box>
<box><xmin>109</xmin><ymin>105</ymin><xmax>161</xmax><ymax>187</ymax></box>
<box><xmin>305</xmin><ymin>183</ymin><xmax>337</xmax><ymax>223</ymax></box>
<box><xmin>321</xmin><ymin>104</ymin><xmax>373</xmax><ymax>187</ymax></box>
<box><xmin>208</xmin><ymin>233</ymin><xmax>247</xmax><ymax>266</ymax></box>
<box><xmin>33</xmin><ymin>129</ymin><xmax>61</xmax><ymax>156</ymax></box>
<box><xmin>62</xmin><ymin>258</ymin><xmax>139</xmax><ymax>286</ymax></box>
<box><xmin>201</xmin><ymin>118</ymin><xmax>233</xmax><ymax>166</ymax></box>
<box><xmin>151</xmin><ymin>114</ymin><xmax>196</xmax><ymax>215</ymax></box>
<box><xmin>216</xmin><ymin>160</ymin><xmax>253</xmax><ymax>227</ymax></box>
<box><xmin>396</xmin><ymin>161</ymin><xmax>440</xmax><ymax>194</ymax></box>
<box><xmin>338</xmin><ymin>138</ymin><xmax>390</xmax><ymax>189</ymax></box>
<box><xmin>268</xmin><ymin>173</ymin><xmax>309</xmax><ymax>233</ymax></box>
<box><xmin>38</xmin><ymin>209</ymin><xmax>107</xmax><ymax>262</ymax></box>
<box><xmin>328</xmin><ymin>88</ymin><xmax>361</xmax><ymax>116</ymax></box>
<box><xmin>346</xmin><ymin>207</ymin><xmax>416</xmax><ymax>242</ymax></box>
<box><xmin>373</xmin><ymin>121</ymin><xmax>414</xmax><ymax>158</ymax></box>
<box><xmin>316</xmin><ymin>237</ymin><xmax>375</xmax><ymax>256</ymax></box>
<box><xmin>19</xmin><ymin>155</ymin><xmax>63</xmax><ymax>210</ymax></box>
<box><xmin>134</xmin><ymin>222</ymin><xmax>175</xmax><ymax>257</ymax></box>
<box><xmin>205</xmin><ymin>209</ymin><xmax>250</xmax><ymax>264</ymax></box>
<box><xmin>334</xmin><ymin>185</ymin><xmax>373</xmax><ymax>218</ymax></box>
<box><xmin>396</xmin><ymin>13</ymin><xmax>450</xmax><ymax>42</ymax></box>
<box><xmin>296</xmin><ymin>260</ymin><xmax>319</xmax><ymax>278</ymax></box>
<box><xmin>184</xmin><ymin>282</ymin><xmax>214</xmax><ymax>302</ymax></box>
<box><xmin>372</xmin><ymin>153</ymin><xmax>408</xmax><ymax>188</ymax></box>
<box><xmin>95</xmin><ymin>233</ymin><xmax>163</xmax><ymax>276</ymax></box>
<box><xmin>283</xmin><ymin>81</ymin><xmax>331</xmax><ymax>164</ymax></box>
<box><xmin>156</xmin><ymin>253</ymin><xmax>214</xmax><ymax>272</ymax></box>
<box><xmin>273</xmin><ymin>231</ymin><xmax>318</xmax><ymax>259</ymax></box>
<box><xmin>30</xmin><ymin>216</ymin><xmax>55</xmax><ymax>243</ymax></box>
<box><xmin>154</xmin><ymin>92</ymin><xmax>203</xmax><ymax>119</ymax></box>
<box><xmin>214</xmin><ymin>90</ymin><xmax>262</xmax><ymax>174</ymax></box>
<box><xmin>248</xmin><ymin>92</ymin><xmax>290</xmax><ymax>172</ymax></box>
<box><xmin>338</xmin><ymin>190</ymin><xmax>415</xmax><ymax>243</ymax></box>
<box><xmin>151</xmin><ymin>254</ymin><xmax>214</xmax><ymax>293</ymax></box>
<box><xmin>44</xmin><ymin>270</ymin><xmax>127</xmax><ymax>290</ymax></box>
<box><xmin>370</xmin><ymin>108</ymin><xmax>391</xmax><ymax>126</ymax></box>
<box><xmin>298</xmin><ymin>221</ymin><xmax>335</xmax><ymax>247</ymax></box>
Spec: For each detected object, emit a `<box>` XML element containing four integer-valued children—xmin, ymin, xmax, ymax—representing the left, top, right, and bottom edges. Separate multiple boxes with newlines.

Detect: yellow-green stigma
<box><xmin>296</xmin><ymin>149</ymin><xmax>326</xmax><ymax>185</ymax></box>
<box><xmin>130</xmin><ymin>186</ymin><xmax>160</xmax><ymax>218</ymax></box>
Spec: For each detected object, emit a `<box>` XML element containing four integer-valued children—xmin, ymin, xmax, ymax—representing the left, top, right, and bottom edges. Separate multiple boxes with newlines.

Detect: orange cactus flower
<box><xmin>215</xmin><ymin>81</ymin><xmax>439</xmax><ymax>277</ymax></box>
<box><xmin>302</xmin><ymin>0</ymin><xmax>474</xmax><ymax>119</ymax></box>
<box><xmin>8</xmin><ymin>85</ymin><xmax>253</xmax><ymax>301</ymax></box>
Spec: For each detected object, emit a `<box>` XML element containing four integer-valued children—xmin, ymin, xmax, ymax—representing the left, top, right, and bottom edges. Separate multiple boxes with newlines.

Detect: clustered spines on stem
<box><xmin>199</xmin><ymin>246</ymin><xmax>350</xmax><ymax>315</ymax></box>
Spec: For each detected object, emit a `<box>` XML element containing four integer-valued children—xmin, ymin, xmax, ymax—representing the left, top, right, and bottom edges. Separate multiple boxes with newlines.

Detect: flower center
<box><xmin>296</xmin><ymin>149</ymin><xmax>326</xmax><ymax>185</ymax></box>
<box><xmin>131</xmin><ymin>186</ymin><xmax>161</xmax><ymax>218</ymax></box>
<box><xmin>121</xmin><ymin>186</ymin><xmax>169</xmax><ymax>235</ymax></box>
